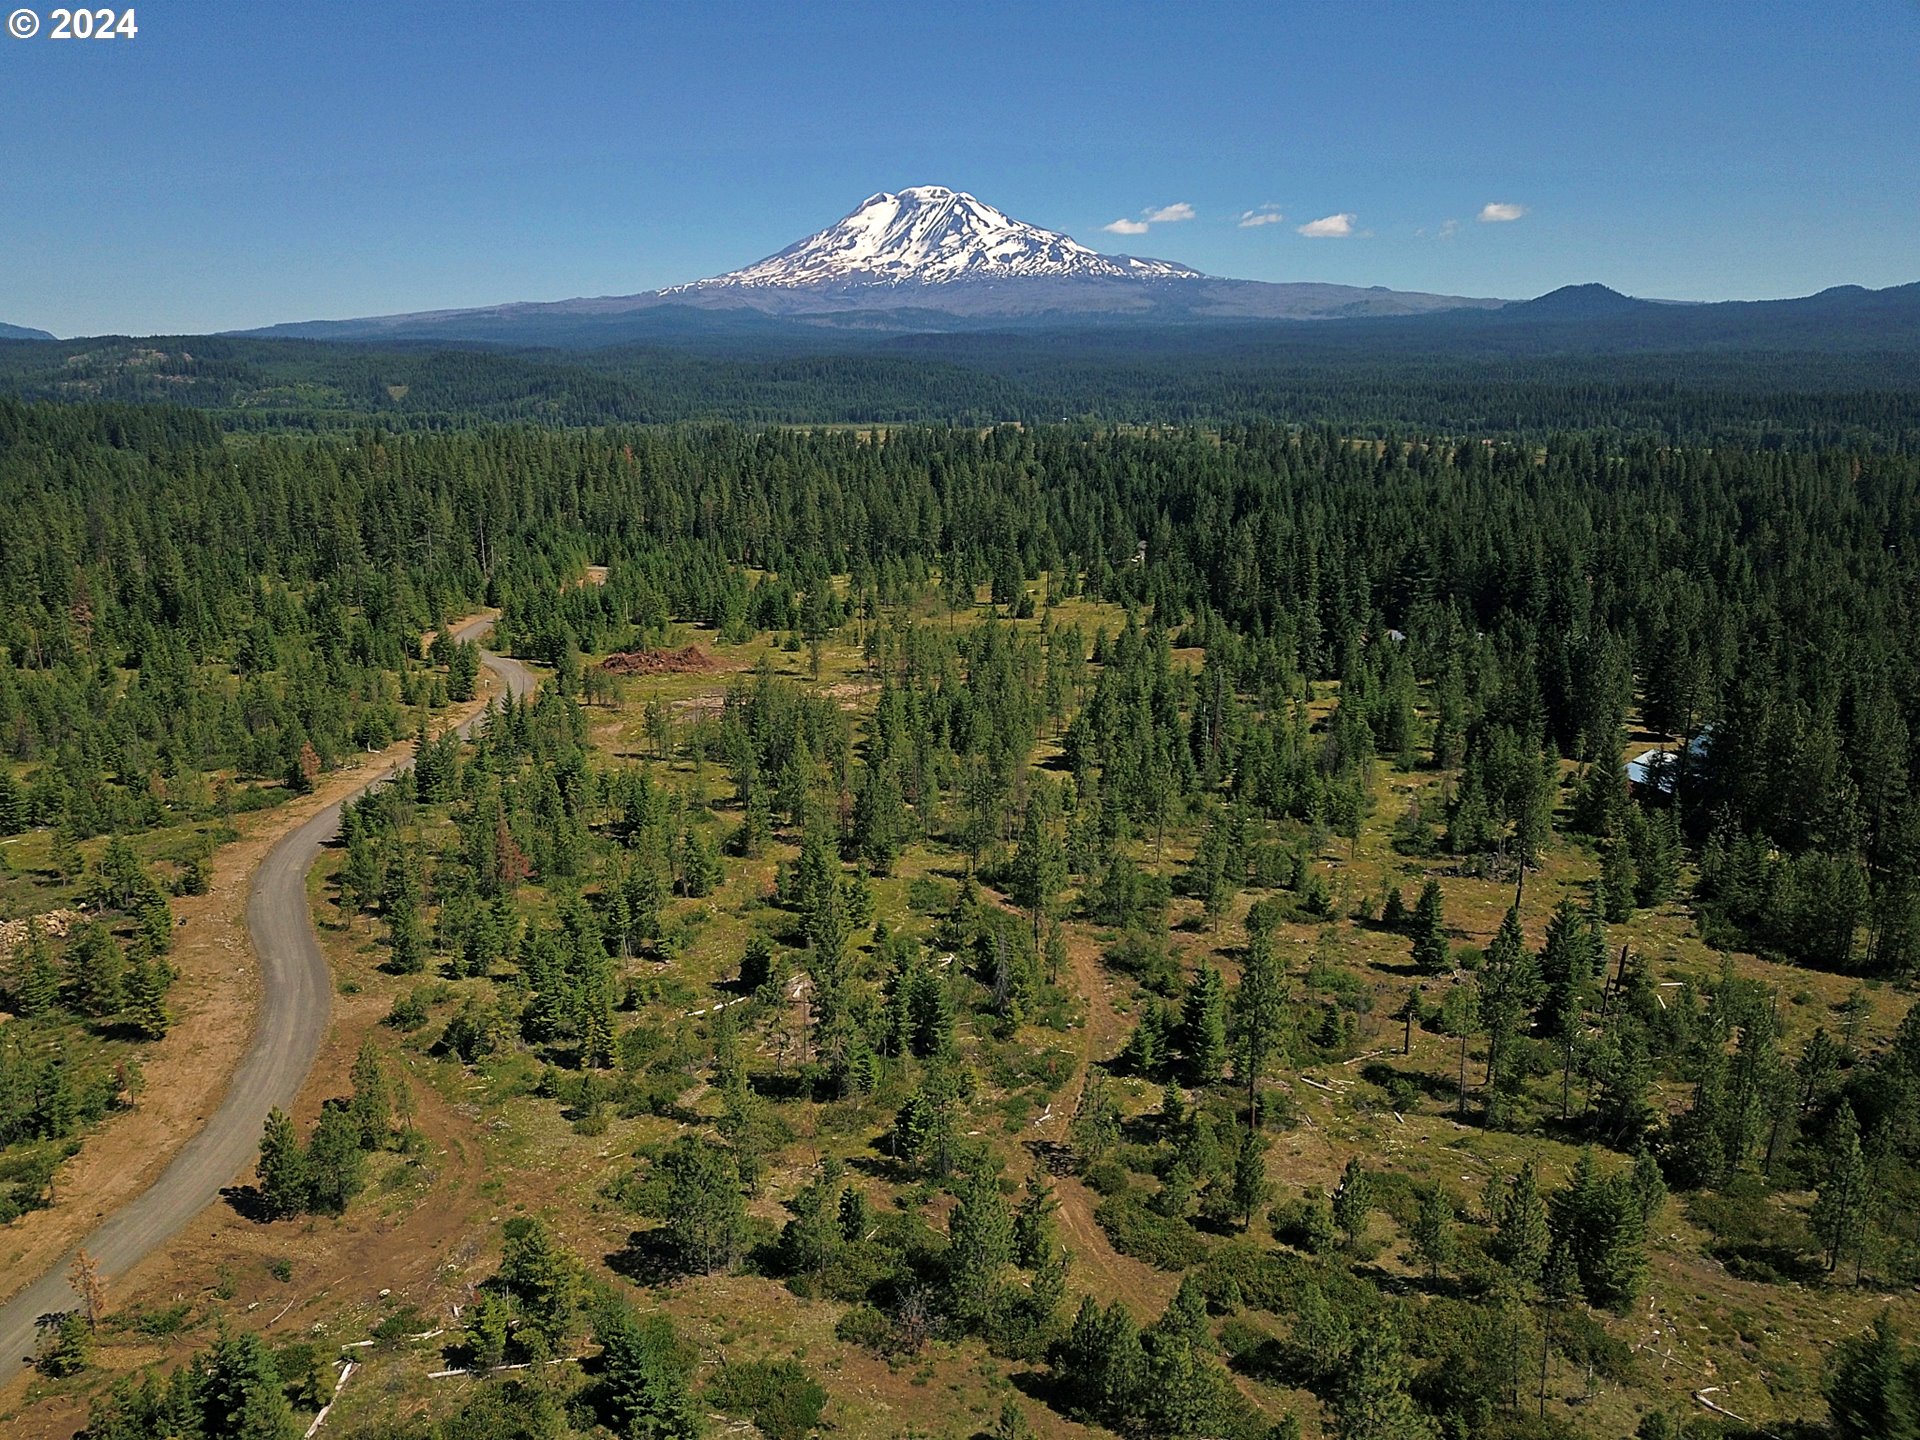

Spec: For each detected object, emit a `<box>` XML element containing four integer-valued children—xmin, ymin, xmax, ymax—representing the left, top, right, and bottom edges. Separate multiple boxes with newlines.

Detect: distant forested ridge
<box><xmin>0</xmin><ymin>330</ymin><xmax>1914</xmax><ymax>448</ymax></box>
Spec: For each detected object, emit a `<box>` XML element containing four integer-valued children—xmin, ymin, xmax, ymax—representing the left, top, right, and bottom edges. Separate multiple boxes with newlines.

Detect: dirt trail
<box><xmin>0</xmin><ymin>617</ymin><xmax>530</xmax><ymax>1385</ymax></box>
<box><xmin>1034</xmin><ymin>922</ymin><xmax>1179</xmax><ymax>1315</ymax></box>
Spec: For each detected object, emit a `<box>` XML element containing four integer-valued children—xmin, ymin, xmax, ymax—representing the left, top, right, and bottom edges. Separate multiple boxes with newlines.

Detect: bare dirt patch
<box><xmin>599</xmin><ymin>644</ymin><xmax>722</xmax><ymax>676</ymax></box>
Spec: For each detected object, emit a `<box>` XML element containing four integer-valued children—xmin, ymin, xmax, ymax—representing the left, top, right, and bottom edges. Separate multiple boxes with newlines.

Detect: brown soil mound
<box><xmin>599</xmin><ymin>645</ymin><xmax>720</xmax><ymax>676</ymax></box>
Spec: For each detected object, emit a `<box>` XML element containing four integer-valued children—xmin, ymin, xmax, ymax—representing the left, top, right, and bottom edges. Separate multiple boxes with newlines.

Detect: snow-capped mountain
<box><xmin>670</xmin><ymin>186</ymin><xmax>1203</xmax><ymax>292</ymax></box>
<box><xmin>236</xmin><ymin>185</ymin><xmax>1508</xmax><ymax>343</ymax></box>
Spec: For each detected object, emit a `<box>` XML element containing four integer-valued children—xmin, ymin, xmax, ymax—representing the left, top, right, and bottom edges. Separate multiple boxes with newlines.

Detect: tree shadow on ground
<box><xmin>220</xmin><ymin>1184</ymin><xmax>274</xmax><ymax>1224</ymax></box>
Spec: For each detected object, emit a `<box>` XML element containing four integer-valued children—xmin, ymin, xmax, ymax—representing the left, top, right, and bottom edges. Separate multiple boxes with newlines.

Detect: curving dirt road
<box><xmin>0</xmin><ymin>620</ymin><xmax>534</xmax><ymax>1380</ymax></box>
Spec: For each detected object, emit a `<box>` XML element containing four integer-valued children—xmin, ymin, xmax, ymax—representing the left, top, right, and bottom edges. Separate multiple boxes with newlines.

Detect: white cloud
<box><xmin>1104</xmin><ymin>218</ymin><xmax>1150</xmax><ymax>235</ymax></box>
<box><xmin>1297</xmin><ymin>212</ymin><xmax>1356</xmax><ymax>238</ymax></box>
<box><xmin>1143</xmin><ymin>202</ymin><xmax>1196</xmax><ymax>223</ymax></box>
<box><xmin>1478</xmin><ymin>202</ymin><xmax>1527</xmax><ymax>223</ymax></box>
<box><xmin>1239</xmin><ymin>206</ymin><xmax>1284</xmax><ymax>228</ymax></box>
<box><xmin>1438</xmin><ymin>218</ymin><xmax>1461</xmax><ymax>239</ymax></box>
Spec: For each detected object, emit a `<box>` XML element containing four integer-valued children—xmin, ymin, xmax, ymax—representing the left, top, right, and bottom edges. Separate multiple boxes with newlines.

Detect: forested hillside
<box><xmin>5</xmin><ymin>403</ymin><xmax>1920</xmax><ymax>1440</ymax></box>
<box><xmin>1</xmin><ymin>334</ymin><xmax>1915</xmax><ymax>447</ymax></box>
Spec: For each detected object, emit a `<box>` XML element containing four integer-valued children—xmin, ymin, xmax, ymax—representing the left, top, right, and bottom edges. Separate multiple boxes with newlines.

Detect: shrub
<box><xmin>385</xmin><ymin>989</ymin><xmax>429</xmax><ymax>1032</ymax></box>
<box><xmin>907</xmin><ymin>877</ymin><xmax>950</xmax><ymax>915</ymax></box>
<box><xmin>1101</xmin><ymin>928</ymin><xmax>1183</xmax><ymax>996</ymax></box>
<box><xmin>708</xmin><ymin>1358</ymin><xmax>828</xmax><ymax>1440</ymax></box>
<box><xmin>372</xmin><ymin>1306</ymin><xmax>431</xmax><ymax>1347</ymax></box>
<box><xmin>118</xmin><ymin>1301</ymin><xmax>193</xmax><ymax>1338</ymax></box>
<box><xmin>1082</xmin><ymin>1159</ymin><xmax>1130</xmax><ymax>1196</ymax></box>
<box><xmin>1093</xmin><ymin>1194</ymin><xmax>1209</xmax><ymax>1269</ymax></box>
<box><xmin>833</xmin><ymin>1304</ymin><xmax>894</xmax><ymax>1354</ymax></box>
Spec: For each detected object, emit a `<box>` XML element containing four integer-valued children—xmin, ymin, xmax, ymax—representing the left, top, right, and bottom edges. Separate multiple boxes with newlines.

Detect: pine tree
<box><xmin>65</xmin><ymin>922</ymin><xmax>125</xmax><ymax>1018</ymax></box>
<box><xmin>1539</xmin><ymin>1238</ymin><xmax>1580</xmax><ymax>1419</ymax></box>
<box><xmin>681</xmin><ymin>825</ymin><xmax>722</xmax><ymax>897</ymax></box>
<box><xmin>1395</xmin><ymin>984</ymin><xmax>1423</xmax><ymax>1056</ymax></box>
<box><xmin>11</xmin><ymin>922</ymin><xmax>61</xmax><ymax>1017</ymax></box>
<box><xmin>1438</xmin><ymin>983</ymin><xmax>1481</xmax><ymax>1120</ymax></box>
<box><xmin>1630</xmin><ymin>1145</ymin><xmax>1668</xmax><ymax>1226</ymax></box>
<box><xmin>0</xmin><ymin>770</ymin><xmax>23</xmax><ymax>836</ymax></box>
<box><xmin>1057</xmin><ymin>1297</ymin><xmax>1147</xmax><ymax>1431</ymax></box>
<box><xmin>1014</xmin><ymin>1171</ymin><xmax>1059</xmax><ymax>1268</ymax></box>
<box><xmin>851</xmin><ymin>760</ymin><xmax>908</xmax><ymax>874</ymax></box>
<box><xmin>653</xmin><ymin>1136</ymin><xmax>746</xmax><ymax>1275</ymax></box>
<box><xmin>124</xmin><ymin>947</ymin><xmax>172</xmax><ymax>1040</ymax></box>
<box><xmin>1590</xmin><ymin>1021</ymin><xmax>1655</xmax><ymax>1148</ymax></box>
<box><xmin>36</xmin><ymin>1310</ymin><xmax>92</xmax><ymax>1378</ymax></box>
<box><xmin>1410</xmin><ymin>880</ymin><xmax>1449</xmax><ymax>974</ymax></box>
<box><xmin>736</xmin><ymin>782</ymin><xmax>774</xmax><ymax>859</ymax></box>
<box><xmin>1335</xmin><ymin>1322</ymin><xmax>1437</xmax><ymax>1440</ymax></box>
<box><xmin>1333</xmin><ymin>1157</ymin><xmax>1373</xmax><ymax>1251</ymax></box>
<box><xmin>1382</xmin><ymin>885</ymin><xmax>1408</xmax><ymax>932</ymax></box>
<box><xmin>1009</xmin><ymin>793</ymin><xmax>1065</xmax><ymax>943</ymax></box>
<box><xmin>199</xmin><ymin>1326</ymin><xmax>294</xmax><ymax>1440</ymax></box>
<box><xmin>386</xmin><ymin>892</ymin><xmax>428</xmax><ymax>975</ymax></box>
<box><xmin>595</xmin><ymin>1302</ymin><xmax>702</xmax><ymax>1440</ymax></box>
<box><xmin>1571</xmin><ymin>760</ymin><xmax>1623</xmax><ymax>838</ymax></box>
<box><xmin>347</xmin><ymin>1038</ymin><xmax>392</xmax><ymax>1151</ymax></box>
<box><xmin>1288</xmin><ymin>1278</ymin><xmax>1349</xmax><ymax>1381</ymax></box>
<box><xmin>1797</xmin><ymin>1025</ymin><xmax>1843</xmax><ymax>1113</ymax></box>
<box><xmin>1633</xmin><ymin>805</ymin><xmax>1682</xmax><ymax>908</ymax></box>
<box><xmin>1143</xmin><ymin>1288</ymin><xmax>1230</xmax><ymax>1439</ymax></box>
<box><xmin>1553</xmin><ymin>1147</ymin><xmax>1646</xmax><ymax>1312</ymax></box>
<box><xmin>1813</xmin><ymin>1103</ymin><xmax>1872</xmax><ymax>1276</ymax></box>
<box><xmin>1824</xmin><ymin>1312</ymin><xmax>1920</xmax><ymax>1440</ymax></box>
<box><xmin>257</xmin><ymin>1107</ymin><xmax>310</xmax><ymax>1219</ymax></box>
<box><xmin>1181</xmin><ymin>966</ymin><xmax>1229</xmax><ymax>1085</ymax></box>
<box><xmin>69</xmin><ymin>1249</ymin><xmax>107</xmax><ymax>1331</ymax></box>
<box><xmin>947</xmin><ymin>1170</ymin><xmax>1015</xmax><ymax>1326</ymax></box>
<box><xmin>1070</xmin><ymin>1065</ymin><xmax>1122</xmax><ymax>1165</ymax></box>
<box><xmin>1538</xmin><ymin>897</ymin><xmax>1597</xmax><ymax>1039</ymax></box>
<box><xmin>498</xmin><ymin>1215</ymin><xmax>583</xmax><ymax>1350</ymax></box>
<box><xmin>1493</xmin><ymin>1162</ymin><xmax>1551</xmax><ymax>1285</ymax></box>
<box><xmin>135</xmin><ymin>887</ymin><xmax>173</xmax><ymax>957</ymax></box>
<box><xmin>1230</xmin><ymin>1128</ymin><xmax>1273</xmax><ymax>1231</ymax></box>
<box><xmin>1234</xmin><ymin>927</ymin><xmax>1286</xmax><ymax>1126</ymax></box>
<box><xmin>1476</xmin><ymin>904</ymin><xmax>1539</xmax><ymax>1127</ymax></box>
<box><xmin>1599</xmin><ymin>841</ymin><xmax>1637</xmax><ymax>922</ymax></box>
<box><xmin>780</xmin><ymin>1169</ymin><xmax>844</xmax><ymax>1288</ymax></box>
<box><xmin>1584</xmin><ymin>1180</ymin><xmax>1648</xmax><ymax>1313</ymax></box>
<box><xmin>303</xmin><ymin>1105</ymin><xmax>366</xmax><ymax>1216</ymax></box>
<box><xmin>1410</xmin><ymin>1187</ymin><xmax>1456</xmax><ymax>1280</ymax></box>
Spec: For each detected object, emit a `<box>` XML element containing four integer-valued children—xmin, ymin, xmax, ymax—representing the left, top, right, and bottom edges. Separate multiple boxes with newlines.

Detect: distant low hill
<box><xmin>1450</xmin><ymin>280</ymin><xmax>1920</xmax><ymax>352</ymax></box>
<box><xmin>0</xmin><ymin>322</ymin><xmax>55</xmax><ymax>341</ymax></box>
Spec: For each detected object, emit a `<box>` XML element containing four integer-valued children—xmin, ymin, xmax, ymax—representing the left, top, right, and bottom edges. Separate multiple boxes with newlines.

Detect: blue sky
<box><xmin>3</xmin><ymin>0</ymin><xmax>1917</xmax><ymax>335</ymax></box>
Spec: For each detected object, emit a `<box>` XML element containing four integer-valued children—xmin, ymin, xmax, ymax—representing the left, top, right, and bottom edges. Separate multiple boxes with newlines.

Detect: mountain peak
<box><xmin>669</xmin><ymin>185</ymin><xmax>1204</xmax><ymax>293</ymax></box>
<box><xmin>1515</xmin><ymin>283</ymin><xmax>1643</xmax><ymax>315</ymax></box>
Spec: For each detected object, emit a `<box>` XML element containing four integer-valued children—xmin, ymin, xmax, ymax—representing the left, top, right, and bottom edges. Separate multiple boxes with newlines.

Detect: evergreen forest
<box><xmin>4</xmin><ymin>390</ymin><xmax>1920</xmax><ymax>1440</ymax></box>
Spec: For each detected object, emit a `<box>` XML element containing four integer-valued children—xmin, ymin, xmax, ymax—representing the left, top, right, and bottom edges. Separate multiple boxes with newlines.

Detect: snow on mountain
<box><xmin>233</xmin><ymin>185</ymin><xmax>1512</xmax><ymax>341</ymax></box>
<box><xmin>670</xmin><ymin>185</ymin><xmax>1203</xmax><ymax>292</ymax></box>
